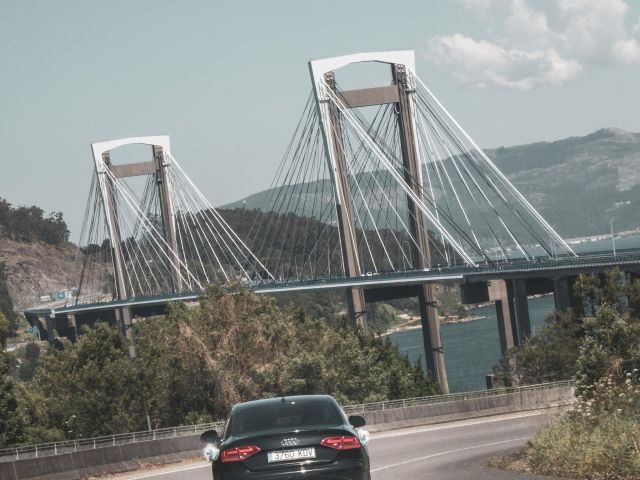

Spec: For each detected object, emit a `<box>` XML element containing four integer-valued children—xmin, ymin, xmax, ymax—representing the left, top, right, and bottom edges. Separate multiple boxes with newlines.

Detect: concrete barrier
<box><xmin>0</xmin><ymin>384</ymin><xmax>574</xmax><ymax>480</ymax></box>
<box><xmin>0</xmin><ymin>436</ymin><xmax>202</xmax><ymax>480</ymax></box>
<box><xmin>363</xmin><ymin>384</ymin><xmax>574</xmax><ymax>432</ymax></box>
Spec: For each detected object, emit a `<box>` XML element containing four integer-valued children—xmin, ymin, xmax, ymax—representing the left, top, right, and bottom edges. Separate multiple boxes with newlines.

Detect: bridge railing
<box><xmin>0</xmin><ymin>380</ymin><xmax>573</xmax><ymax>462</ymax></box>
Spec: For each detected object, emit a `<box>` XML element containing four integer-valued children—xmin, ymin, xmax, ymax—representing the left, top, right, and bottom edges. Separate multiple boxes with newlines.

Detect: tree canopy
<box><xmin>0</xmin><ymin>198</ymin><xmax>69</xmax><ymax>245</ymax></box>
<box><xmin>2</xmin><ymin>288</ymin><xmax>436</xmax><ymax>446</ymax></box>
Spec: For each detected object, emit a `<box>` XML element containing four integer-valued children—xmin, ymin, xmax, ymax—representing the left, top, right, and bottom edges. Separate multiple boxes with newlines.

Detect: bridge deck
<box><xmin>24</xmin><ymin>248</ymin><xmax>640</xmax><ymax>319</ymax></box>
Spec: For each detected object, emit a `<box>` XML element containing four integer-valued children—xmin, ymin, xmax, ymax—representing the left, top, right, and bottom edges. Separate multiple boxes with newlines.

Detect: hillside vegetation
<box><xmin>493</xmin><ymin>270</ymin><xmax>640</xmax><ymax>478</ymax></box>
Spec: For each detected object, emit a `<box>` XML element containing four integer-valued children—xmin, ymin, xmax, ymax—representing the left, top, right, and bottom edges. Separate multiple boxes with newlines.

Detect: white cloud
<box><xmin>612</xmin><ymin>38</ymin><xmax>640</xmax><ymax>64</ymax></box>
<box><xmin>427</xmin><ymin>34</ymin><xmax>582</xmax><ymax>90</ymax></box>
<box><xmin>634</xmin><ymin>16</ymin><xmax>640</xmax><ymax>35</ymax></box>
<box><xmin>503</xmin><ymin>0</ymin><xmax>550</xmax><ymax>45</ymax></box>
<box><xmin>427</xmin><ymin>0</ymin><xmax>640</xmax><ymax>89</ymax></box>
<box><xmin>553</xmin><ymin>0</ymin><xmax>632</xmax><ymax>61</ymax></box>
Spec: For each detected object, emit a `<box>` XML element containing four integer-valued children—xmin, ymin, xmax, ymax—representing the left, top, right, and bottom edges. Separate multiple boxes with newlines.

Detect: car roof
<box><xmin>231</xmin><ymin>394</ymin><xmax>338</xmax><ymax>413</ymax></box>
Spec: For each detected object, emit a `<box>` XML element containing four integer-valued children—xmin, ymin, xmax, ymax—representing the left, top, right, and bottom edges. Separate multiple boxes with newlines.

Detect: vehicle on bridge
<box><xmin>200</xmin><ymin>394</ymin><xmax>370</xmax><ymax>479</ymax></box>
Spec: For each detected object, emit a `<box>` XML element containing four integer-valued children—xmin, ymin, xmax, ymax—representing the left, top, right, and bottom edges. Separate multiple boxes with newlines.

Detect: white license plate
<box><xmin>267</xmin><ymin>447</ymin><xmax>316</xmax><ymax>463</ymax></box>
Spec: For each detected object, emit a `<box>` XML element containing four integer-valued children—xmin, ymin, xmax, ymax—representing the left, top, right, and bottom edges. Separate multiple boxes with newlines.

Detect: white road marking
<box><xmin>371</xmin><ymin>410</ymin><xmax>546</xmax><ymax>440</ymax></box>
<box><xmin>117</xmin><ymin>463</ymin><xmax>209</xmax><ymax>479</ymax></box>
<box><xmin>370</xmin><ymin>436</ymin><xmax>530</xmax><ymax>472</ymax></box>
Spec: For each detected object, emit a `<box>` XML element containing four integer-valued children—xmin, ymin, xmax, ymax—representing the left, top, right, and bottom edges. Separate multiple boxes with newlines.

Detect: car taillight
<box><xmin>320</xmin><ymin>435</ymin><xmax>361</xmax><ymax>450</ymax></box>
<box><xmin>221</xmin><ymin>445</ymin><xmax>261</xmax><ymax>462</ymax></box>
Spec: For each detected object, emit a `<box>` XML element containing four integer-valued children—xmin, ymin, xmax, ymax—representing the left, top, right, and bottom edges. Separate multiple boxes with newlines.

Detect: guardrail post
<box><xmin>173</xmin><ymin>427</ymin><xmax>177</xmax><ymax>437</ymax></box>
<box><xmin>153</xmin><ymin>430</ymin><xmax>156</xmax><ymax>440</ymax></box>
<box><xmin>133</xmin><ymin>433</ymin><xmax>136</xmax><ymax>443</ymax></box>
<box><xmin>15</xmin><ymin>449</ymin><xmax>19</xmax><ymax>460</ymax></box>
<box><xmin>54</xmin><ymin>443</ymin><xmax>57</xmax><ymax>455</ymax></box>
<box><xmin>74</xmin><ymin>441</ymin><xmax>77</xmax><ymax>452</ymax></box>
<box><xmin>112</xmin><ymin>435</ymin><xmax>115</xmax><ymax>446</ymax></box>
<box><xmin>93</xmin><ymin>439</ymin><xmax>96</xmax><ymax>449</ymax></box>
<box><xmin>35</xmin><ymin>445</ymin><xmax>38</xmax><ymax>458</ymax></box>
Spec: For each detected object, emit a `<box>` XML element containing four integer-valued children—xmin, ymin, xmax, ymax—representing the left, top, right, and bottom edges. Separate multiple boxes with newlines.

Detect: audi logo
<box><xmin>281</xmin><ymin>437</ymin><xmax>300</xmax><ymax>447</ymax></box>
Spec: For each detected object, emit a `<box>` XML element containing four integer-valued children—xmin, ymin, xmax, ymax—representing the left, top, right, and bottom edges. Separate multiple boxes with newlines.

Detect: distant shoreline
<box><xmin>378</xmin><ymin>314</ymin><xmax>487</xmax><ymax>337</ymax></box>
<box><xmin>378</xmin><ymin>292</ymin><xmax>556</xmax><ymax>338</ymax></box>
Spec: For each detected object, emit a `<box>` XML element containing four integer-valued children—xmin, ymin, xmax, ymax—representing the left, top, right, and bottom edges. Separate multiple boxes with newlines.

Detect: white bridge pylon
<box><xmin>308</xmin><ymin>50</ymin><xmax>575</xmax><ymax>270</ymax></box>
<box><xmin>75</xmin><ymin>136</ymin><xmax>273</xmax><ymax>305</ymax></box>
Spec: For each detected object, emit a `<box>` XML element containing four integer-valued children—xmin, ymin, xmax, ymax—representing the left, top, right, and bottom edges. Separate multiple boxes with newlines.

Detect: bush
<box><xmin>527</xmin><ymin>373</ymin><xmax>640</xmax><ymax>479</ymax></box>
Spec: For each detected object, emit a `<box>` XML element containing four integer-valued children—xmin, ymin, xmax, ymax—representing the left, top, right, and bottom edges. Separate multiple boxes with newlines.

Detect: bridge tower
<box><xmin>91</xmin><ymin>136</ymin><xmax>180</xmax><ymax>358</ymax></box>
<box><xmin>309</xmin><ymin>51</ymin><xmax>448</xmax><ymax>392</ymax></box>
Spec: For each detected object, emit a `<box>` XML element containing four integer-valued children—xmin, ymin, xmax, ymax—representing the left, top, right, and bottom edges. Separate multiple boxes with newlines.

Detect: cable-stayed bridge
<box><xmin>24</xmin><ymin>51</ymin><xmax>640</xmax><ymax>392</ymax></box>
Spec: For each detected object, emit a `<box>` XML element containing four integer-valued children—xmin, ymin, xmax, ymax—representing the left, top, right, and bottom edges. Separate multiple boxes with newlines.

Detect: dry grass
<box><xmin>493</xmin><ymin>374</ymin><xmax>640</xmax><ymax>480</ymax></box>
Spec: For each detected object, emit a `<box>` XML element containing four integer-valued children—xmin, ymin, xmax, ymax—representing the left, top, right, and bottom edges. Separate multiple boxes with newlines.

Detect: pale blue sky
<box><xmin>2</xmin><ymin>0</ymin><xmax>640</xmax><ymax>240</ymax></box>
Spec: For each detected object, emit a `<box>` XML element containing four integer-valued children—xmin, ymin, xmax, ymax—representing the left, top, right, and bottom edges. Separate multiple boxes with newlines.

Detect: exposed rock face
<box><xmin>0</xmin><ymin>238</ymin><xmax>79</xmax><ymax>311</ymax></box>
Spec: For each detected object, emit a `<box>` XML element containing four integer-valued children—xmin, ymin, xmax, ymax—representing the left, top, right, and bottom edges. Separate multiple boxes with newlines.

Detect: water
<box><xmin>390</xmin><ymin>295</ymin><xmax>556</xmax><ymax>392</ymax></box>
<box><xmin>387</xmin><ymin>234</ymin><xmax>640</xmax><ymax>392</ymax></box>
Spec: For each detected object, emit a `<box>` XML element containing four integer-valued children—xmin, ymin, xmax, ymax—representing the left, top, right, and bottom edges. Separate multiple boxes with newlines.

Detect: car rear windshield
<box><xmin>229</xmin><ymin>399</ymin><xmax>343</xmax><ymax>437</ymax></box>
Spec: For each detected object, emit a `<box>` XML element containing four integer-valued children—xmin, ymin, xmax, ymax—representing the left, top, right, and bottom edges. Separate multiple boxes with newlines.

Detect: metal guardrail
<box><xmin>341</xmin><ymin>380</ymin><xmax>574</xmax><ymax>415</ymax></box>
<box><xmin>0</xmin><ymin>380</ymin><xmax>573</xmax><ymax>463</ymax></box>
<box><xmin>0</xmin><ymin>421</ymin><xmax>225</xmax><ymax>462</ymax></box>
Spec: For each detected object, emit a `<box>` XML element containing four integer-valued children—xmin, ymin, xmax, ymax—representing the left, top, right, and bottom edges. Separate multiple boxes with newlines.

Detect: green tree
<box><xmin>494</xmin><ymin>269</ymin><xmax>640</xmax><ymax>389</ymax></box>
<box><xmin>29</xmin><ymin>324</ymin><xmax>145</xmax><ymax>439</ymax></box>
<box><xmin>17</xmin><ymin>342</ymin><xmax>41</xmax><ymax>382</ymax></box>
<box><xmin>493</xmin><ymin>309</ymin><xmax>583</xmax><ymax>386</ymax></box>
<box><xmin>0</xmin><ymin>197</ymin><xmax>69</xmax><ymax>245</ymax></box>
<box><xmin>0</xmin><ymin>312</ymin><xmax>27</xmax><ymax>447</ymax></box>
<box><xmin>14</xmin><ymin>287</ymin><xmax>437</xmax><ymax>443</ymax></box>
<box><xmin>134</xmin><ymin>287</ymin><xmax>437</xmax><ymax>428</ymax></box>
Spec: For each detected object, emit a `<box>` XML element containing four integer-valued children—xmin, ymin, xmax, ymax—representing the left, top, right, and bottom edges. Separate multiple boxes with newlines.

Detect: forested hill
<box><xmin>0</xmin><ymin>199</ymin><xmax>76</xmax><ymax>332</ymax></box>
<box><xmin>226</xmin><ymin>128</ymin><xmax>640</xmax><ymax>239</ymax></box>
<box><xmin>488</xmin><ymin>128</ymin><xmax>640</xmax><ymax>237</ymax></box>
<box><xmin>0</xmin><ymin>198</ymin><xmax>69</xmax><ymax>246</ymax></box>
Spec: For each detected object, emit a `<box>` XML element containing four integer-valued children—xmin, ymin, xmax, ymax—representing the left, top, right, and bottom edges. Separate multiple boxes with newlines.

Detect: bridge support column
<box><xmin>92</xmin><ymin>139</ymin><xmax>177</xmax><ymax>357</ymax></box>
<box><xmin>511</xmin><ymin>279</ymin><xmax>531</xmax><ymax>344</ymax></box>
<box><xmin>114</xmin><ymin>307</ymin><xmax>136</xmax><ymax>358</ymax></box>
<box><xmin>489</xmin><ymin>279</ymin><xmax>530</xmax><ymax>352</ymax></box>
<box><xmin>67</xmin><ymin>314</ymin><xmax>77</xmax><ymax>342</ymax></box>
<box><xmin>418</xmin><ymin>286</ymin><xmax>447</xmax><ymax>390</ymax></box>
<box><xmin>308</xmin><ymin>52</ymin><xmax>447</xmax><ymax>390</ymax></box>
<box><xmin>554</xmin><ymin>276</ymin><xmax>576</xmax><ymax>311</ymax></box>
<box><xmin>490</xmin><ymin>280</ymin><xmax>515</xmax><ymax>353</ymax></box>
<box><xmin>347</xmin><ymin>288</ymin><xmax>367</xmax><ymax>330</ymax></box>
<box><xmin>318</xmin><ymin>71</ymin><xmax>367</xmax><ymax>331</ymax></box>
<box><xmin>39</xmin><ymin>314</ymin><xmax>55</xmax><ymax>345</ymax></box>
<box><xmin>394</xmin><ymin>63</ymin><xmax>448</xmax><ymax>393</ymax></box>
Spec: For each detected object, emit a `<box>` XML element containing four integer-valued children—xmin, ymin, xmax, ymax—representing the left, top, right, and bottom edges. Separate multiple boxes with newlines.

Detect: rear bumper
<box><xmin>213</xmin><ymin>459</ymin><xmax>369</xmax><ymax>479</ymax></box>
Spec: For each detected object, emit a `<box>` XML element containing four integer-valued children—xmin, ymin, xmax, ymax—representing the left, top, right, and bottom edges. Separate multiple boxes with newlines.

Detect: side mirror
<box><xmin>348</xmin><ymin>415</ymin><xmax>366</xmax><ymax>428</ymax></box>
<box><xmin>200</xmin><ymin>429</ymin><xmax>219</xmax><ymax>444</ymax></box>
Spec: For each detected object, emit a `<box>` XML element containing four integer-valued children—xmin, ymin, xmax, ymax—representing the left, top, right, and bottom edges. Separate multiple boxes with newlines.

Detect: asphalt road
<box><xmin>106</xmin><ymin>410</ymin><xmax>561</xmax><ymax>480</ymax></box>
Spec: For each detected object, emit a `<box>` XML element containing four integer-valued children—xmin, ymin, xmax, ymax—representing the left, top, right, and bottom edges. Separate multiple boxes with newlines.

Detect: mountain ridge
<box><xmin>225</xmin><ymin>128</ymin><xmax>640</xmax><ymax>239</ymax></box>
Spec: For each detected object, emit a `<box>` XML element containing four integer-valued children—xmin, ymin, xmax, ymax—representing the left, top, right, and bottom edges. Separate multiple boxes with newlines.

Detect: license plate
<box><xmin>267</xmin><ymin>447</ymin><xmax>316</xmax><ymax>463</ymax></box>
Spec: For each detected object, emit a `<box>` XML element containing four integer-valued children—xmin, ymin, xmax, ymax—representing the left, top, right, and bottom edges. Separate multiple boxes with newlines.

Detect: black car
<box><xmin>200</xmin><ymin>394</ymin><xmax>370</xmax><ymax>479</ymax></box>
